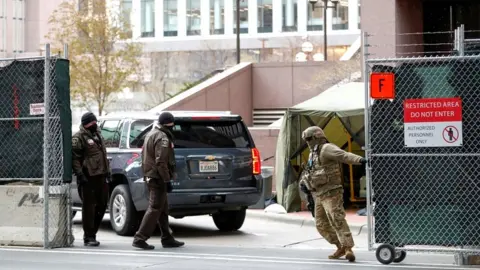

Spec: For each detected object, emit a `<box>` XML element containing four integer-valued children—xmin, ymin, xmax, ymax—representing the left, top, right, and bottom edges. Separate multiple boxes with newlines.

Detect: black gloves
<box><xmin>106</xmin><ymin>173</ymin><xmax>112</xmax><ymax>183</ymax></box>
<box><xmin>300</xmin><ymin>183</ymin><xmax>310</xmax><ymax>195</ymax></box>
<box><xmin>306</xmin><ymin>195</ymin><xmax>315</xmax><ymax>218</ymax></box>
<box><xmin>360</xmin><ymin>158</ymin><xmax>367</xmax><ymax>165</ymax></box>
<box><xmin>165</xmin><ymin>181</ymin><xmax>173</xmax><ymax>193</ymax></box>
<box><xmin>76</xmin><ymin>174</ymin><xmax>87</xmax><ymax>185</ymax></box>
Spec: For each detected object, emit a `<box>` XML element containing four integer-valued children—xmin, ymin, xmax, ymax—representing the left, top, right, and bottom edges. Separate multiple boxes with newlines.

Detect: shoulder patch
<box><xmin>160</xmin><ymin>137</ymin><xmax>170</xmax><ymax>148</ymax></box>
<box><xmin>72</xmin><ymin>137</ymin><xmax>82</xmax><ymax>150</ymax></box>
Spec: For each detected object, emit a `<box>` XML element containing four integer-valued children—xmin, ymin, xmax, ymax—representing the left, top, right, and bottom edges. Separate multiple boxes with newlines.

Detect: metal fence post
<box><xmin>43</xmin><ymin>43</ymin><xmax>51</xmax><ymax>249</ymax></box>
<box><xmin>362</xmin><ymin>31</ymin><xmax>373</xmax><ymax>252</ymax></box>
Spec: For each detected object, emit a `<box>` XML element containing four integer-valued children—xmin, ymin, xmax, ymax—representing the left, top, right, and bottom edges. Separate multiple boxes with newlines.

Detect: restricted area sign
<box><xmin>370</xmin><ymin>72</ymin><xmax>395</xmax><ymax>99</ymax></box>
<box><xmin>404</xmin><ymin>97</ymin><xmax>462</xmax><ymax>147</ymax></box>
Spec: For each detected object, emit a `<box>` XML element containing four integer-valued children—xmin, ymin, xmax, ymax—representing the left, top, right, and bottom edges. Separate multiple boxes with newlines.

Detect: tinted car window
<box><xmin>171</xmin><ymin>120</ymin><xmax>251</xmax><ymax>148</ymax></box>
<box><xmin>101</xmin><ymin>120</ymin><xmax>122</xmax><ymax>147</ymax></box>
<box><xmin>129</xmin><ymin>120</ymin><xmax>153</xmax><ymax>148</ymax></box>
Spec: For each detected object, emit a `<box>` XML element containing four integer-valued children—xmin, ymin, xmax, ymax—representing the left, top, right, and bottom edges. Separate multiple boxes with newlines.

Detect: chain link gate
<box><xmin>0</xmin><ymin>44</ymin><xmax>73</xmax><ymax>248</ymax></box>
<box><xmin>363</xmin><ymin>29</ymin><xmax>480</xmax><ymax>265</ymax></box>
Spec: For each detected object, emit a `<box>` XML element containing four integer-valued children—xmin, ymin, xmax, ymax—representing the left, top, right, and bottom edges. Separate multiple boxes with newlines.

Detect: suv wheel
<box><xmin>212</xmin><ymin>209</ymin><xmax>246</xmax><ymax>231</ymax></box>
<box><xmin>109</xmin><ymin>184</ymin><xmax>138</xmax><ymax>236</ymax></box>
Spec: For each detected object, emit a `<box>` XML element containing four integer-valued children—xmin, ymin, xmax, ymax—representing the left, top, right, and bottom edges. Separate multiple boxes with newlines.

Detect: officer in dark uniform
<box><xmin>132</xmin><ymin>112</ymin><xmax>184</xmax><ymax>250</ymax></box>
<box><xmin>72</xmin><ymin>112</ymin><xmax>111</xmax><ymax>247</ymax></box>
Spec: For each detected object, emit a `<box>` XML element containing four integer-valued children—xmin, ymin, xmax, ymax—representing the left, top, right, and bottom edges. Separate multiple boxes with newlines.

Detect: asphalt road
<box><xmin>0</xmin><ymin>214</ymin><xmax>473</xmax><ymax>269</ymax></box>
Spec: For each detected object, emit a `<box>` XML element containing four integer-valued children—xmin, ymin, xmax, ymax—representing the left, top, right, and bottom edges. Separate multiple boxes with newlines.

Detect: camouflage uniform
<box><xmin>300</xmin><ymin>126</ymin><xmax>365</xmax><ymax>262</ymax></box>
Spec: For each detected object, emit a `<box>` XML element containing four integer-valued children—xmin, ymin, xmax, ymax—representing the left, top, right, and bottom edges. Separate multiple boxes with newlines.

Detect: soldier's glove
<box><xmin>76</xmin><ymin>174</ymin><xmax>87</xmax><ymax>185</ymax></box>
<box><xmin>106</xmin><ymin>174</ymin><xmax>112</xmax><ymax>184</ymax></box>
<box><xmin>360</xmin><ymin>158</ymin><xmax>367</xmax><ymax>165</ymax></box>
<box><xmin>165</xmin><ymin>181</ymin><xmax>173</xmax><ymax>193</ymax></box>
<box><xmin>306</xmin><ymin>194</ymin><xmax>315</xmax><ymax>217</ymax></box>
<box><xmin>300</xmin><ymin>183</ymin><xmax>311</xmax><ymax>195</ymax></box>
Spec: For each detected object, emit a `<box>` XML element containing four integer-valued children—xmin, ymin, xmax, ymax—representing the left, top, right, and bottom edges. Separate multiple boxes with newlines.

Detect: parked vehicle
<box><xmin>72</xmin><ymin>111</ymin><xmax>263</xmax><ymax>236</ymax></box>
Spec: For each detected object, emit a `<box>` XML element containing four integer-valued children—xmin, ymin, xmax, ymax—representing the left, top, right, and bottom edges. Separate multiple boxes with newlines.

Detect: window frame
<box><xmin>100</xmin><ymin>119</ymin><xmax>123</xmax><ymax>148</ymax></box>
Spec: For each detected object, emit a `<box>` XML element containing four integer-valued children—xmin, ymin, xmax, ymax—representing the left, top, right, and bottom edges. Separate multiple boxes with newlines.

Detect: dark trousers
<box><xmin>79</xmin><ymin>175</ymin><xmax>108</xmax><ymax>241</ymax></box>
<box><xmin>134</xmin><ymin>181</ymin><xmax>172</xmax><ymax>242</ymax></box>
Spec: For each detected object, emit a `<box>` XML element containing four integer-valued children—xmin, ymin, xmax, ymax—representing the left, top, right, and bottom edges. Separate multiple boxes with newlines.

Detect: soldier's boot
<box><xmin>132</xmin><ymin>239</ymin><xmax>155</xmax><ymax>250</ymax></box>
<box><xmin>345</xmin><ymin>247</ymin><xmax>356</xmax><ymax>262</ymax></box>
<box><xmin>84</xmin><ymin>237</ymin><xmax>100</xmax><ymax>247</ymax></box>
<box><xmin>161</xmin><ymin>238</ymin><xmax>185</xmax><ymax>248</ymax></box>
<box><xmin>328</xmin><ymin>244</ymin><xmax>346</xmax><ymax>259</ymax></box>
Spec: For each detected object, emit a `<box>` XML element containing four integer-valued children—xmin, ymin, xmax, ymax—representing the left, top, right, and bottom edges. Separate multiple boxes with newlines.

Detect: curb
<box><xmin>246</xmin><ymin>210</ymin><xmax>367</xmax><ymax>234</ymax></box>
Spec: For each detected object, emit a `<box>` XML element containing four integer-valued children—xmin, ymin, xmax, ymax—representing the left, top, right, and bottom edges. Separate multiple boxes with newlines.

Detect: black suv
<box><xmin>72</xmin><ymin>111</ymin><xmax>263</xmax><ymax>236</ymax></box>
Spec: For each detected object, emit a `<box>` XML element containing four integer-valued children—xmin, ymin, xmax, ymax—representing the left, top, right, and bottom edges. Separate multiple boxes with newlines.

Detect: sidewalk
<box><xmin>246</xmin><ymin>208</ymin><xmax>367</xmax><ymax>234</ymax></box>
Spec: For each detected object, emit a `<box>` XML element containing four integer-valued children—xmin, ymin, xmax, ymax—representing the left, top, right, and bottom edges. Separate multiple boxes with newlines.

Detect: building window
<box><xmin>258</xmin><ymin>0</ymin><xmax>272</xmax><ymax>33</ymax></box>
<box><xmin>141</xmin><ymin>0</ymin><xmax>155</xmax><ymax>37</ymax></box>
<box><xmin>332</xmin><ymin>0</ymin><xmax>348</xmax><ymax>30</ymax></box>
<box><xmin>164</xmin><ymin>0</ymin><xmax>178</xmax><ymax>37</ymax></box>
<box><xmin>121</xmin><ymin>0</ymin><xmax>133</xmax><ymax>37</ymax></box>
<box><xmin>187</xmin><ymin>0</ymin><xmax>201</xmax><ymax>36</ymax></box>
<box><xmin>282</xmin><ymin>0</ymin><xmax>297</xmax><ymax>32</ymax></box>
<box><xmin>358</xmin><ymin>4</ymin><xmax>361</xmax><ymax>29</ymax></box>
<box><xmin>210</xmin><ymin>0</ymin><xmax>225</xmax><ymax>35</ymax></box>
<box><xmin>233</xmin><ymin>0</ymin><xmax>248</xmax><ymax>34</ymax></box>
<box><xmin>307</xmin><ymin>2</ymin><xmax>323</xmax><ymax>31</ymax></box>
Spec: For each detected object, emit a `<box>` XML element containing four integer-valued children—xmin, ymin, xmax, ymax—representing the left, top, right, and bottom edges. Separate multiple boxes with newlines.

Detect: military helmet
<box><xmin>302</xmin><ymin>126</ymin><xmax>325</xmax><ymax>141</ymax></box>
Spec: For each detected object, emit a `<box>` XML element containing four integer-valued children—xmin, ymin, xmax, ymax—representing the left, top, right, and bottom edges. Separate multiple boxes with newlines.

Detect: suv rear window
<box><xmin>172</xmin><ymin>120</ymin><xmax>252</xmax><ymax>148</ymax></box>
<box><xmin>129</xmin><ymin>120</ymin><xmax>153</xmax><ymax>148</ymax></box>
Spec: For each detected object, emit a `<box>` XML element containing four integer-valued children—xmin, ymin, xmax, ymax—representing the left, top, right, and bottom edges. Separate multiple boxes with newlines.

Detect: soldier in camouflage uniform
<box><xmin>299</xmin><ymin>126</ymin><xmax>366</xmax><ymax>262</ymax></box>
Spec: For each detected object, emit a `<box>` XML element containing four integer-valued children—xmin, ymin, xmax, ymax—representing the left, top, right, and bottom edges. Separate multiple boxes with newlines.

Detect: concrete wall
<box><xmin>249</xmin><ymin>128</ymin><xmax>280</xmax><ymax>192</ymax></box>
<box><xmin>165</xmin><ymin>59</ymin><xmax>360</xmax><ymax>118</ymax></box>
<box><xmin>167</xmin><ymin>63</ymin><xmax>254</xmax><ymax>126</ymax></box>
<box><xmin>361</xmin><ymin>0</ymin><xmax>424</xmax><ymax>58</ymax></box>
<box><xmin>251</xmin><ymin>60</ymin><xmax>360</xmax><ymax>108</ymax></box>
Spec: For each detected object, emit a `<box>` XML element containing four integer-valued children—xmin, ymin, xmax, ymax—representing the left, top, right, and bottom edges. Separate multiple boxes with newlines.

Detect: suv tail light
<box><xmin>251</xmin><ymin>148</ymin><xmax>261</xmax><ymax>175</ymax></box>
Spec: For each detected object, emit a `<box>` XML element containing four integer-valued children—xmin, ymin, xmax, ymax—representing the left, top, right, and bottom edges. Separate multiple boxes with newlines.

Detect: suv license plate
<box><xmin>199</xmin><ymin>161</ymin><xmax>219</xmax><ymax>173</ymax></box>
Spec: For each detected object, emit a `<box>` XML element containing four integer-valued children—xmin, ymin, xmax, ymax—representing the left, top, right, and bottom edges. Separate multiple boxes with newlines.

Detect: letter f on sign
<box><xmin>379</xmin><ymin>78</ymin><xmax>385</xmax><ymax>92</ymax></box>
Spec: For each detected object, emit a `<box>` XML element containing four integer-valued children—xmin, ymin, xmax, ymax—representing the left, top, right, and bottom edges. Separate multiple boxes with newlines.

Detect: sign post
<box><xmin>404</xmin><ymin>97</ymin><xmax>462</xmax><ymax>147</ymax></box>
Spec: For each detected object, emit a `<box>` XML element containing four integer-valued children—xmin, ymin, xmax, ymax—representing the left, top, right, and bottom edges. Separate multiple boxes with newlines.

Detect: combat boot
<box><xmin>345</xmin><ymin>247</ymin><xmax>356</xmax><ymax>262</ymax></box>
<box><xmin>161</xmin><ymin>238</ymin><xmax>185</xmax><ymax>248</ymax></box>
<box><xmin>328</xmin><ymin>244</ymin><xmax>346</xmax><ymax>259</ymax></box>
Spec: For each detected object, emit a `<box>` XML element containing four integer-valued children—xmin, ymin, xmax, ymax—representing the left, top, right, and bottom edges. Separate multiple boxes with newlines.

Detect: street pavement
<box><xmin>0</xmin><ymin>213</ymin><xmax>474</xmax><ymax>269</ymax></box>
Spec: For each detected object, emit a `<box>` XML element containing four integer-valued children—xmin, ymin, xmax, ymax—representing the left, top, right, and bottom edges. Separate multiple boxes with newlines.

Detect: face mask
<box><xmin>87</xmin><ymin>124</ymin><xmax>98</xmax><ymax>132</ymax></box>
<box><xmin>165</xmin><ymin>125</ymin><xmax>174</xmax><ymax>131</ymax></box>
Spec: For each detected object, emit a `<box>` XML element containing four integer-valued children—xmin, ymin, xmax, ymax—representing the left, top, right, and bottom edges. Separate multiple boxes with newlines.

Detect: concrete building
<box><xmin>362</xmin><ymin>0</ymin><xmax>480</xmax><ymax>58</ymax></box>
<box><xmin>0</xmin><ymin>0</ymin><xmax>66</xmax><ymax>58</ymax></box>
<box><xmin>117</xmin><ymin>0</ymin><xmax>361</xmax><ymax>58</ymax></box>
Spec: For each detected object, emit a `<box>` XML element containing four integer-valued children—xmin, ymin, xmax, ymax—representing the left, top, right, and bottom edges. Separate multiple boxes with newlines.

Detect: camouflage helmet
<box><xmin>301</xmin><ymin>126</ymin><xmax>325</xmax><ymax>141</ymax></box>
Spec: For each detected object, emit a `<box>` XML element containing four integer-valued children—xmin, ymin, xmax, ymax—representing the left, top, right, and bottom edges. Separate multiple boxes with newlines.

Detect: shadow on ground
<box><xmin>73</xmin><ymin>218</ymin><xmax>247</xmax><ymax>238</ymax></box>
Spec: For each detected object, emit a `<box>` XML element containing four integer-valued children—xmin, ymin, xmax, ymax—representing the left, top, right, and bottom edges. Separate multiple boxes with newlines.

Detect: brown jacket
<box><xmin>72</xmin><ymin>125</ymin><xmax>110</xmax><ymax>177</ymax></box>
<box><xmin>302</xmin><ymin>143</ymin><xmax>362</xmax><ymax>196</ymax></box>
<box><xmin>142</xmin><ymin>124</ymin><xmax>175</xmax><ymax>184</ymax></box>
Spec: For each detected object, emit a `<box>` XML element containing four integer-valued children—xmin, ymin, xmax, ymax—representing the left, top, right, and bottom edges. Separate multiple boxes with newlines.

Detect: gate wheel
<box><xmin>376</xmin><ymin>244</ymin><xmax>395</xmax><ymax>265</ymax></box>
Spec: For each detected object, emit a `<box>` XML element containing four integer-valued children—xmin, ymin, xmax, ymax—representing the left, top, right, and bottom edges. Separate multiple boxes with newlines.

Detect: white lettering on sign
<box><xmin>403</xmin><ymin>97</ymin><xmax>462</xmax><ymax>148</ymax></box>
<box><xmin>29</xmin><ymin>103</ymin><xmax>45</xmax><ymax>115</ymax></box>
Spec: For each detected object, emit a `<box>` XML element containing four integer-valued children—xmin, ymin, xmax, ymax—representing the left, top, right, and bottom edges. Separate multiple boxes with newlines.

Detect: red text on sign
<box><xmin>403</xmin><ymin>97</ymin><xmax>462</xmax><ymax>123</ymax></box>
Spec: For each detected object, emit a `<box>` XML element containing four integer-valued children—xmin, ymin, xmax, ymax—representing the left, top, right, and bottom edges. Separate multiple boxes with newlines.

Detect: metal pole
<box><xmin>43</xmin><ymin>43</ymin><xmax>51</xmax><ymax>249</ymax></box>
<box><xmin>323</xmin><ymin>0</ymin><xmax>328</xmax><ymax>61</ymax></box>
<box><xmin>63</xmin><ymin>43</ymin><xmax>69</xmax><ymax>59</ymax></box>
<box><xmin>236</xmin><ymin>0</ymin><xmax>240</xmax><ymax>64</ymax></box>
<box><xmin>362</xmin><ymin>31</ymin><xmax>372</xmax><ymax>251</ymax></box>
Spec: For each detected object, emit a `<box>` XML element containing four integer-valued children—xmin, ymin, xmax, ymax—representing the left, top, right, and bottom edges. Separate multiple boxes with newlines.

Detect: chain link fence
<box><xmin>0</xmin><ymin>44</ymin><xmax>72</xmax><ymax>249</ymax></box>
<box><xmin>364</xmin><ymin>28</ymin><xmax>480</xmax><ymax>264</ymax></box>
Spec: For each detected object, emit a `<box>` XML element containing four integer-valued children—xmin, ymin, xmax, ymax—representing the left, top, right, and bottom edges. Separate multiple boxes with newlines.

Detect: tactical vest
<box><xmin>306</xmin><ymin>143</ymin><xmax>343</xmax><ymax>194</ymax></box>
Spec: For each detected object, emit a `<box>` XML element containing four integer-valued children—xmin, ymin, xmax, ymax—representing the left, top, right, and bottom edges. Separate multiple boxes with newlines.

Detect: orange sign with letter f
<box><xmin>370</xmin><ymin>72</ymin><xmax>395</xmax><ymax>99</ymax></box>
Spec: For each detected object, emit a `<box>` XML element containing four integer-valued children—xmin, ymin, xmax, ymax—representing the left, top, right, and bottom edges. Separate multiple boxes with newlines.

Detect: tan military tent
<box><xmin>273</xmin><ymin>82</ymin><xmax>368</xmax><ymax>212</ymax></box>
